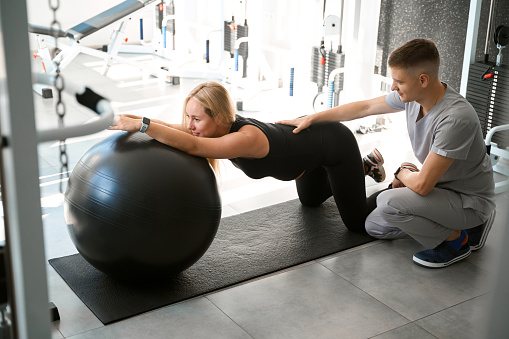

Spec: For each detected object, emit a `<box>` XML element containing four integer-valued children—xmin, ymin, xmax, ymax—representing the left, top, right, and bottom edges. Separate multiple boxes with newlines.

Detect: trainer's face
<box><xmin>185</xmin><ymin>98</ymin><xmax>222</xmax><ymax>138</ymax></box>
<box><xmin>390</xmin><ymin>67</ymin><xmax>422</xmax><ymax>103</ymax></box>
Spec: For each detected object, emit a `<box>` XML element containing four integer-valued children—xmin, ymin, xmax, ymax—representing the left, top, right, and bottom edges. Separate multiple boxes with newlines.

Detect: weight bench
<box><xmin>28</xmin><ymin>0</ymin><xmax>168</xmax><ymax>81</ymax></box>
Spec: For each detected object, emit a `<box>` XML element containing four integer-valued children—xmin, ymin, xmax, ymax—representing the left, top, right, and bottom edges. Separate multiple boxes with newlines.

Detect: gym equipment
<box><xmin>0</xmin><ymin>0</ymin><xmax>115</xmax><ymax>333</ymax></box>
<box><xmin>64</xmin><ymin>132</ymin><xmax>222</xmax><ymax>280</ymax></box>
<box><xmin>223</xmin><ymin>4</ymin><xmax>250</xmax><ymax>110</ymax></box>
<box><xmin>50</xmin><ymin>197</ymin><xmax>374</xmax><ymax>324</ymax></box>
<box><xmin>465</xmin><ymin>20</ymin><xmax>509</xmax><ymax>194</ymax></box>
<box><xmin>224</xmin><ymin>17</ymin><xmax>249</xmax><ymax>79</ymax></box>
<box><xmin>310</xmin><ymin>2</ymin><xmax>346</xmax><ymax>113</ymax></box>
<box><xmin>28</xmin><ymin>0</ymin><xmax>179</xmax><ymax>83</ymax></box>
<box><xmin>131</xmin><ymin>0</ymin><xmax>176</xmax><ymax>58</ymax></box>
<box><xmin>33</xmin><ymin>74</ymin><xmax>115</xmax><ymax>142</ymax></box>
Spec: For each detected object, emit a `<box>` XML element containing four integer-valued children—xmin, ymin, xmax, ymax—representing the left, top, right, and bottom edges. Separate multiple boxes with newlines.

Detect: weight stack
<box><xmin>465</xmin><ymin>62</ymin><xmax>509</xmax><ymax>148</ymax></box>
<box><xmin>166</xmin><ymin>1</ymin><xmax>175</xmax><ymax>34</ymax></box>
<box><xmin>224</xmin><ymin>21</ymin><xmax>237</xmax><ymax>57</ymax></box>
<box><xmin>326</xmin><ymin>50</ymin><xmax>345</xmax><ymax>106</ymax></box>
<box><xmin>237</xmin><ymin>23</ymin><xmax>248</xmax><ymax>78</ymax></box>
<box><xmin>310</xmin><ymin>47</ymin><xmax>345</xmax><ymax>99</ymax></box>
<box><xmin>310</xmin><ymin>46</ymin><xmax>326</xmax><ymax>92</ymax></box>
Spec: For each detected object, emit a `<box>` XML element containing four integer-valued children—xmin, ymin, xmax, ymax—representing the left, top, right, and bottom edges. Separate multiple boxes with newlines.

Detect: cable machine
<box><xmin>464</xmin><ymin>0</ymin><xmax>509</xmax><ymax>194</ymax></box>
<box><xmin>310</xmin><ymin>0</ymin><xmax>345</xmax><ymax>112</ymax></box>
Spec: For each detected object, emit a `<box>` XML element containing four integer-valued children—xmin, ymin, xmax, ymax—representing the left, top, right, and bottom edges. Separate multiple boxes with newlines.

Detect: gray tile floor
<box><xmin>29</xmin><ymin>54</ymin><xmax>508</xmax><ymax>338</ymax></box>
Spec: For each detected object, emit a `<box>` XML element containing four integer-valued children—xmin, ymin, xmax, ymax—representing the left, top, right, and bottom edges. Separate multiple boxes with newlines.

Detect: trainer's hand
<box><xmin>275</xmin><ymin>116</ymin><xmax>311</xmax><ymax>134</ymax></box>
<box><xmin>108</xmin><ymin>114</ymin><xmax>141</xmax><ymax>132</ymax></box>
<box><xmin>392</xmin><ymin>177</ymin><xmax>405</xmax><ymax>188</ymax></box>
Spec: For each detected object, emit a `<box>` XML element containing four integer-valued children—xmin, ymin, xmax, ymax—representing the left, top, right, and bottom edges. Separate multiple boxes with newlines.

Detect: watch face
<box><xmin>142</xmin><ymin>117</ymin><xmax>150</xmax><ymax>124</ymax></box>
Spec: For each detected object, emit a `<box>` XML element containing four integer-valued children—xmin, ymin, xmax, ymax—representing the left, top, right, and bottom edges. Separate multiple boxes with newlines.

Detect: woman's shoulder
<box><xmin>231</xmin><ymin>115</ymin><xmax>266</xmax><ymax>130</ymax></box>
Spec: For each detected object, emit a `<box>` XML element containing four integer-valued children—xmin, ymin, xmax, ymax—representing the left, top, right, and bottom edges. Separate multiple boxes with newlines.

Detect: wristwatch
<box><xmin>139</xmin><ymin>117</ymin><xmax>150</xmax><ymax>133</ymax></box>
<box><xmin>394</xmin><ymin>167</ymin><xmax>402</xmax><ymax>181</ymax></box>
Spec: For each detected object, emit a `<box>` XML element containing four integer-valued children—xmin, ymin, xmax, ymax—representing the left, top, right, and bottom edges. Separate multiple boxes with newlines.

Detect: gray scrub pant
<box><xmin>365</xmin><ymin>187</ymin><xmax>488</xmax><ymax>249</ymax></box>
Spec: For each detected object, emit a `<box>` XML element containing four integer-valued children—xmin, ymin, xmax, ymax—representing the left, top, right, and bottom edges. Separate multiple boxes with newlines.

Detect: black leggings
<box><xmin>295</xmin><ymin>123</ymin><xmax>368</xmax><ymax>233</ymax></box>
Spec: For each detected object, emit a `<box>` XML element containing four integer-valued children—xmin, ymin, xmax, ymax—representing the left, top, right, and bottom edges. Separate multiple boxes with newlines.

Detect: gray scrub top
<box><xmin>385</xmin><ymin>84</ymin><xmax>495</xmax><ymax>214</ymax></box>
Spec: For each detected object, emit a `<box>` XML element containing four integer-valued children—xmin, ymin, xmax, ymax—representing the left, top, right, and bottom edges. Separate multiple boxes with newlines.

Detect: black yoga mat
<box><xmin>49</xmin><ymin>197</ymin><xmax>374</xmax><ymax>325</ymax></box>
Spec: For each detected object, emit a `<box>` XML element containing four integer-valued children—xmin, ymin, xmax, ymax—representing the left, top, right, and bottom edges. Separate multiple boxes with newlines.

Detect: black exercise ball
<box><xmin>64</xmin><ymin>131</ymin><xmax>222</xmax><ymax>280</ymax></box>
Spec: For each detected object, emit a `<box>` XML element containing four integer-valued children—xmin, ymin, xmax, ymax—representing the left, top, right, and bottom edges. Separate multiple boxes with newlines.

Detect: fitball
<box><xmin>64</xmin><ymin>132</ymin><xmax>222</xmax><ymax>280</ymax></box>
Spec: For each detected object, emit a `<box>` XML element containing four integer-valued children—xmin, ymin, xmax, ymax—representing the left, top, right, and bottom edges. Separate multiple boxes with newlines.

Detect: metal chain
<box><xmin>49</xmin><ymin>0</ymin><xmax>69</xmax><ymax>193</ymax></box>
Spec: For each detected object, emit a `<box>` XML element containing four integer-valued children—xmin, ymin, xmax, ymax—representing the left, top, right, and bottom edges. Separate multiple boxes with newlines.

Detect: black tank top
<box><xmin>228</xmin><ymin>115</ymin><xmax>324</xmax><ymax>180</ymax></box>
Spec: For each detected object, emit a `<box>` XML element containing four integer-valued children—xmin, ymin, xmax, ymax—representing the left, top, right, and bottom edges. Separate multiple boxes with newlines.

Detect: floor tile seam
<box><xmin>60</xmin><ymin>323</ymin><xmax>104</xmax><ymax>339</ymax></box>
<box><xmin>325</xmin><ymin>263</ymin><xmax>491</xmax><ymax>328</ymax></box>
<box><xmin>53</xmin><ymin>325</ymin><xmax>65</xmax><ymax>339</ymax></box>
<box><xmin>412</xmin><ymin>292</ymin><xmax>489</xmax><ymax>327</ymax></box>
<box><xmin>201</xmin><ymin>261</ymin><xmax>318</xmax><ymax>298</ymax></box>
<box><xmin>315</xmin><ymin>240</ymin><xmax>386</xmax><ymax>263</ymax></box>
<box><xmin>319</xmin><ymin>263</ymin><xmax>413</xmax><ymax>323</ymax></box>
<box><xmin>223</xmin><ymin>204</ymin><xmax>242</xmax><ymax>216</ymax></box>
<box><xmin>465</xmin><ymin>252</ymin><xmax>500</xmax><ymax>273</ymax></box>
<box><xmin>366</xmin><ymin>322</ymin><xmax>439</xmax><ymax>339</ymax></box>
<box><xmin>203</xmin><ymin>296</ymin><xmax>256</xmax><ymax>339</ymax></box>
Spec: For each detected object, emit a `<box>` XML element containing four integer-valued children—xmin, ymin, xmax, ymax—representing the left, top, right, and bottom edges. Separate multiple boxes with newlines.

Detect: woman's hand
<box><xmin>275</xmin><ymin>116</ymin><xmax>312</xmax><ymax>134</ymax></box>
<box><xmin>122</xmin><ymin>114</ymin><xmax>142</xmax><ymax>120</ymax></box>
<box><xmin>108</xmin><ymin>114</ymin><xmax>141</xmax><ymax>132</ymax></box>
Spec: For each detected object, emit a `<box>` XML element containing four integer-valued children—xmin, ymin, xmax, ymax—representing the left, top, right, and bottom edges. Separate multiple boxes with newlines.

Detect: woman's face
<box><xmin>185</xmin><ymin>97</ymin><xmax>222</xmax><ymax>138</ymax></box>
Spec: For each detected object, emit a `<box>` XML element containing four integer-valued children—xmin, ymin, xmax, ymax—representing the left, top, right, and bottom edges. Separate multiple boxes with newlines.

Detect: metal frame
<box><xmin>0</xmin><ymin>1</ymin><xmax>116</xmax><ymax>337</ymax></box>
<box><xmin>460</xmin><ymin>0</ymin><xmax>483</xmax><ymax>97</ymax></box>
<box><xmin>0</xmin><ymin>0</ymin><xmax>52</xmax><ymax>337</ymax></box>
<box><xmin>460</xmin><ymin>0</ymin><xmax>509</xmax><ymax>335</ymax></box>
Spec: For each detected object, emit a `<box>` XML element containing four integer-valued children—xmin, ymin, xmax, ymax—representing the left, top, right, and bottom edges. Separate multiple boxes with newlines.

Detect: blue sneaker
<box><xmin>467</xmin><ymin>210</ymin><xmax>496</xmax><ymax>251</ymax></box>
<box><xmin>413</xmin><ymin>242</ymin><xmax>471</xmax><ymax>268</ymax></box>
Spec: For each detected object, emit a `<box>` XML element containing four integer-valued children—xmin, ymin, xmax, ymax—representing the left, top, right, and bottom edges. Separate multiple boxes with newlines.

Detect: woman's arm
<box><xmin>277</xmin><ymin>95</ymin><xmax>399</xmax><ymax>134</ymax></box>
<box><xmin>396</xmin><ymin>152</ymin><xmax>454</xmax><ymax>195</ymax></box>
<box><xmin>109</xmin><ymin>115</ymin><xmax>269</xmax><ymax>159</ymax></box>
<box><xmin>120</xmin><ymin>114</ymin><xmax>185</xmax><ymax>131</ymax></box>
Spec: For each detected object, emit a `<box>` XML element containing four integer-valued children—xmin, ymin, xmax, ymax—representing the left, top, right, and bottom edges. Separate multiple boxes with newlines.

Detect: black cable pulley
<box><xmin>494</xmin><ymin>25</ymin><xmax>509</xmax><ymax>47</ymax></box>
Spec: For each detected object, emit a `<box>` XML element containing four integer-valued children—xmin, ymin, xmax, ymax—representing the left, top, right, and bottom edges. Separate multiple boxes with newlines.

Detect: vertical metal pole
<box><xmin>460</xmin><ymin>0</ymin><xmax>482</xmax><ymax>96</ymax></box>
<box><xmin>0</xmin><ymin>0</ymin><xmax>52</xmax><ymax>338</ymax></box>
<box><xmin>485</xmin><ymin>199</ymin><xmax>509</xmax><ymax>337</ymax></box>
<box><xmin>484</xmin><ymin>0</ymin><xmax>497</xmax><ymax>61</ymax></box>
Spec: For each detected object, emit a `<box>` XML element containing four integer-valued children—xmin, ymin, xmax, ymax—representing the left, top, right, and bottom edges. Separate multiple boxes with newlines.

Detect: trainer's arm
<box><xmin>277</xmin><ymin>95</ymin><xmax>400</xmax><ymax>134</ymax></box>
<box><xmin>396</xmin><ymin>152</ymin><xmax>454</xmax><ymax>195</ymax></box>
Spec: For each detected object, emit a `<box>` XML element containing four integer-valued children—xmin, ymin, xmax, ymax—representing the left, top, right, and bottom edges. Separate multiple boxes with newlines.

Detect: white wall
<box><xmin>340</xmin><ymin>0</ymin><xmax>382</xmax><ymax>102</ymax></box>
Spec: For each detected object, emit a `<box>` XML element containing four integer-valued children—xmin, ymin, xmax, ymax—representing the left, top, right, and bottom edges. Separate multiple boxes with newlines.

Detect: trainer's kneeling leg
<box><xmin>365</xmin><ymin>204</ymin><xmax>411</xmax><ymax>240</ymax></box>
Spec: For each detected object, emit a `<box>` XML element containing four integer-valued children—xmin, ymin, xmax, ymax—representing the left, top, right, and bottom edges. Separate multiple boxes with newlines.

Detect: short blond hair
<box><xmin>182</xmin><ymin>81</ymin><xmax>236</xmax><ymax>173</ymax></box>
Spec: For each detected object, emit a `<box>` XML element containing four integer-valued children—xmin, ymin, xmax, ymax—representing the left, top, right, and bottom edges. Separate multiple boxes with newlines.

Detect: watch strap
<box><xmin>394</xmin><ymin>167</ymin><xmax>402</xmax><ymax>181</ymax></box>
<box><xmin>140</xmin><ymin>117</ymin><xmax>150</xmax><ymax>133</ymax></box>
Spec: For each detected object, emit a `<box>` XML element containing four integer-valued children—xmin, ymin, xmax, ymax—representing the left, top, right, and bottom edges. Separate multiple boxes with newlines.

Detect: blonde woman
<box><xmin>109</xmin><ymin>81</ymin><xmax>383</xmax><ymax>233</ymax></box>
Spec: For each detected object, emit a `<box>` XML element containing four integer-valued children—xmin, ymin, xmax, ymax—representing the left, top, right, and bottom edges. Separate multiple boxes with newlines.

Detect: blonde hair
<box><xmin>182</xmin><ymin>81</ymin><xmax>236</xmax><ymax>173</ymax></box>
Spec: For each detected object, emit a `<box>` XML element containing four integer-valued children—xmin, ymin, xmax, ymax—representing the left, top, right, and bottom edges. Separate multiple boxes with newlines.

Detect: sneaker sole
<box><xmin>371</xmin><ymin>148</ymin><xmax>384</xmax><ymax>165</ymax></box>
<box><xmin>374</xmin><ymin>165</ymin><xmax>386</xmax><ymax>183</ymax></box>
<box><xmin>471</xmin><ymin>210</ymin><xmax>496</xmax><ymax>251</ymax></box>
<box><xmin>400</xmin><ymin>162</ymin><xmax>419</xmax><ymax>172</ymax></box>
<box><xmin>412</xmin><ymin>248</ymin><xmax>472</xmax><ymax>268</ymax></box>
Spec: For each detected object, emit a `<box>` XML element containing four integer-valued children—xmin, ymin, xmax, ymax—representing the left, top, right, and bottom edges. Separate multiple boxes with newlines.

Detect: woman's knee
<box><xmin>298</xmin><ymin>195</ymin><xmax>323</xmax><ymax>207</ymax></box>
